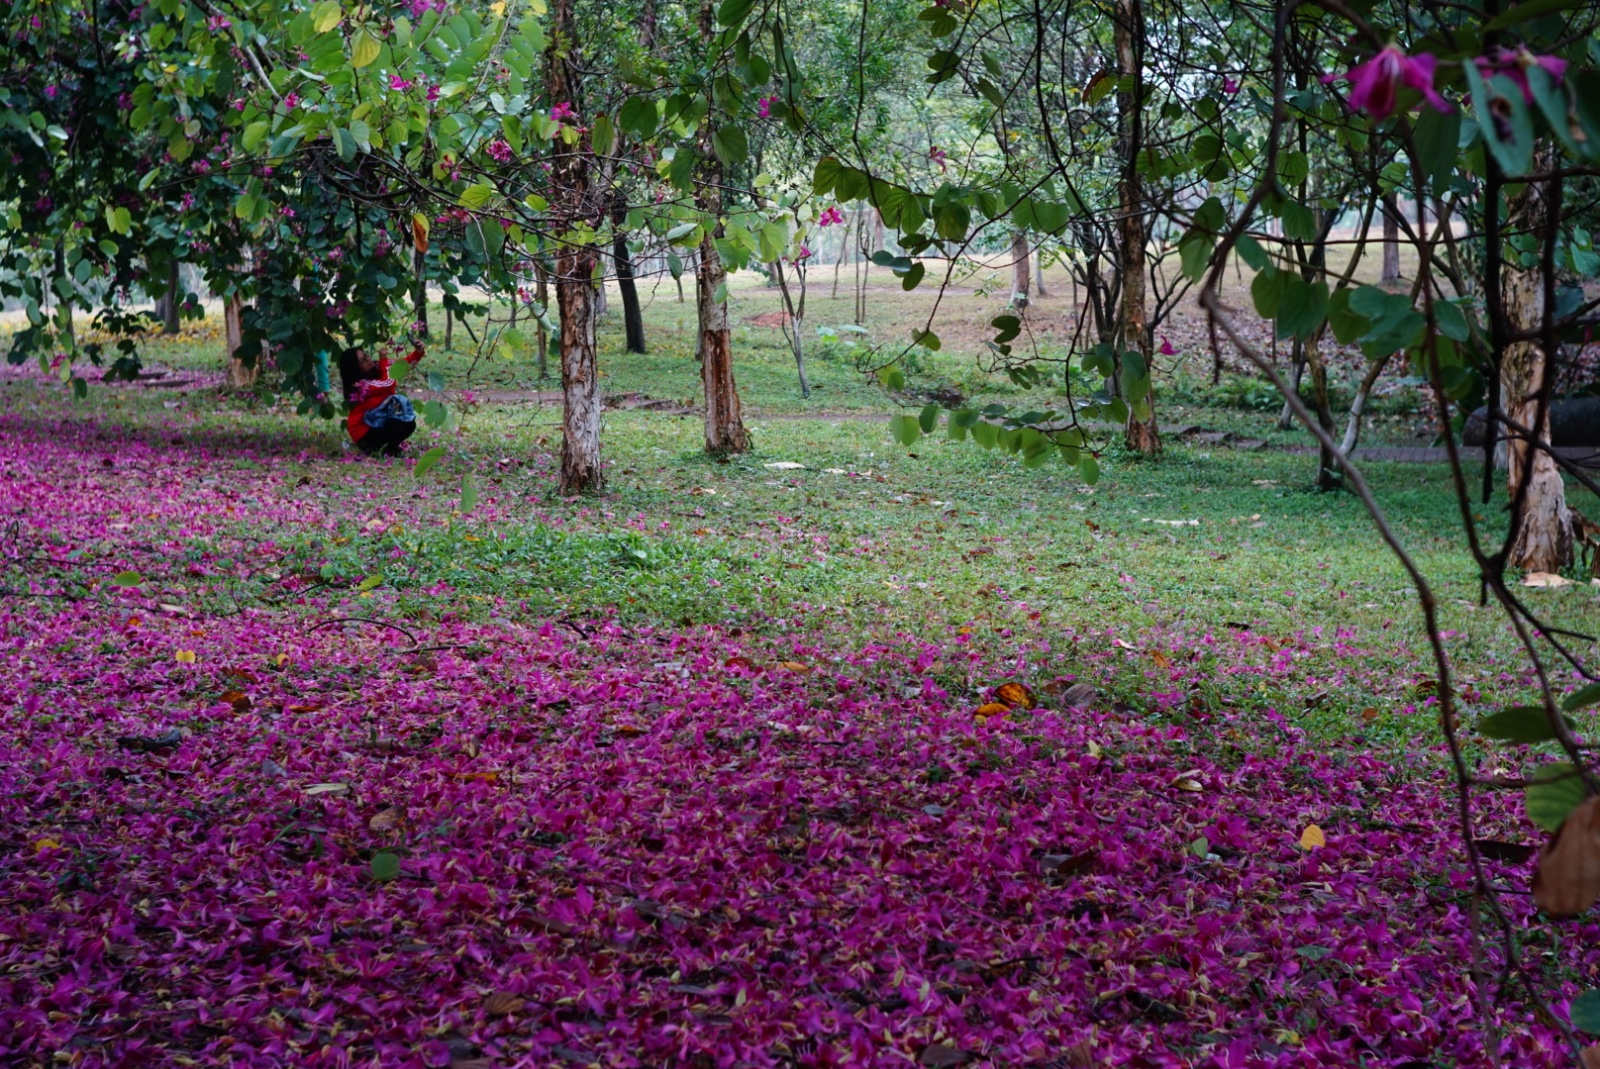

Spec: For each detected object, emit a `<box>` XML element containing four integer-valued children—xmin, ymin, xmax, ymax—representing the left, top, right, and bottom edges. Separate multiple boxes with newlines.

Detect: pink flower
<box><xmin>818</xmin><ymin>206</ymin><xmax>845</xmax><ymax>227</ymax></box>
<box><xmin>757</xmin><ymin>96</ymin><xmax>776</xmax><ymax>119</ymax></box>
<box><xmin>283</xmin><ymin>92</ymin><xmax>300</xmax><ymax>110</ymax></box>
<box><xmin>1325</xmin><ymin>45</ymin><xmax>1449</xmax><ymax>122</ymax></box>
<box><xmin>550</xmin><ymin>101</ymin><xmax>576</xmax><ymax>124</ymax></box>
<box><xmin>427</xmin><ymin>84</ymin><xmax>441</xmax><ymax>103</ymax></box>
<box><xmin>1474</xmin><ymin>46</ymin><xmax>1567</xmax><ymax>104</ymax></box>
<box><xmin>1159</xmin><ymin>336</ymin><xmax>1176</xmax><ymax>357</ymax></box>
<box><xmin>1223</xmin><ymin>77</ymin><xmax>1240</xmax><ymax>95</ymax></box>
<box><xmin>792</xmin><ymin>244</ymin><xmax>813</xmax><ymax>262</ymax></box>
<box><xmin>390</xmin><ymin>74</ymin><xmax>414</xmax><ymax>91</ymax></box>
<box><xmin>206</xmin><ymin>15</ymin><xmax>231</xmax><ymax>31</ymax></box>
<box><xmin>117</xmin><ymin>92</ymin><xmax>133</xmax><ymax>110</ymax></box>
<box><xmin>43</xmin><ymin>85</ymin><xmax>58</xmax><ymax>100</ymax></box>
<box><xmin>929</xmin><ymin>146</ymin><xmax>948</xmax><ymax>172</ymax></box>
<box><xmin>485</xmin><ymin>138</ymin><xmax>514</xmax><ymax>164</ymax></box>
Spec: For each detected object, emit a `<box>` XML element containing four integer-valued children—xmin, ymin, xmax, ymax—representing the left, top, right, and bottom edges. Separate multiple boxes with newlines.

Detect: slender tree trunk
<box><xmin>535</xmin><ymin>262</ymin><xmax>550</xmax><ymax>380</ymax></box>
<box><xmin>613</xmin><ymin>206</ymin><xmax>646</xmax><ymax>354</ymax></box>
<box><xmin>1034</xmin><ymin>243</ymin><xmax>1049</xmax><ymax>297</ymax></box>
<box><xmin>1338</xmin><ymin>352</ymin><xmax>1390</xmax><ymax>455</ymax></box>
<box><xmin>54</xmin><ymin>243</ymin><xmax>76</xmax><ymax>347</ymax></box>
<box><xmin>695</xmin><ymin>0</ymin><xmax>748</xmax><ymax>456</ymax></box>
<box><xmin>1010</xmin><ymin>230</ymin><xmax>1031</xmax><ymax>309</ymax></box>
<box><xmin>224</xmin><ymin>296</ymin><xmax>257</xmax><ymax>388</ymax></box>
<box><xmin>411</xmin><ymin>247</ymin><xmax>429</xmax><ymax>339</ymax></box>
<box><xmin>1304</xmin><ymin>331</ymin><xmax>1340</xmax><ymax>489</ymax></box>
<box><xmin>1381</xmin><ymin>197</ymin><xmax>1402</xmax><ymax>284</ymax></box>
<box><xmin>1501</xmin><ymin>149</ymin><xmax>1572</xmax><ymax>571</ymax></box>
<box><xmin>548</xmin><ymin>0</ymin><xmax>603</xmax><ymax>494</ymax></box>
<box><xmin>153</xmin><ymin>259</ymin><xmax>180</xmax><ymax>334</ymax></box>
<box><xmin>1116</xmin><ymin>0</ymin><xmax>1159</xmax><ymax>454</ymax></box>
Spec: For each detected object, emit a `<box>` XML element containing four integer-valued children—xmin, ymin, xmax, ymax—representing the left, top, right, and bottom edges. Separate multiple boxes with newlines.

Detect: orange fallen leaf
<box><xmin>724</xmin><ymin>655</ymin><xmax>758</xmax><ymax>672</ymax></box>
<box><xmin>778</xmin><ymin>661</ymin><xmax>810</xmax><ymax>673</ymax></box>
<box><xmin>1150</xmin><ymin>651</ymin><xmax>1172</xmax><ymax>669</ymax></box>
<box><xmin>615</xmin><ymin>724</ymin><xmax>644</xmax><ymax>738</ymax></box>
<box><xmin>453</xmin><ymin>771</ymin><xmax>501</xmax><ymax>784</ymax></box>
<box><xmin>288</xmin><ymin>702</ymin><xmax>323</xmax><ymax>713</ymax></box>
<box><xmin>1360</xmin><ymin>706</ymin><xmax>1379</xmax><ymax>722</ymax></box>
<box><xmin>974</xmin><ymin>702</ymin><xmax>1010</xmax><ymax>719</ymax></box>
<box><xmin>1299</xmin><ymin>824</ymin><xmax>1326</xmax><ymax>850</ymax></box>
<box><xmin>220</xmin><ymin>689</ymin><xmax>252</xmax><ymax>712</ymax></box>
<box><xmin>995</xmin><ymin>682</ymin><xmax>1036</xmax><ymax>710</ymax></box>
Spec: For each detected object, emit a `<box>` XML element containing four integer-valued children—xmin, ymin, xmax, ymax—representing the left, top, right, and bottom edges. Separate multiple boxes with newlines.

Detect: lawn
<box><xmin>0</xmin><ymin>305</ymin><xmax>1594</xmax><ymax>1067</ymax></box>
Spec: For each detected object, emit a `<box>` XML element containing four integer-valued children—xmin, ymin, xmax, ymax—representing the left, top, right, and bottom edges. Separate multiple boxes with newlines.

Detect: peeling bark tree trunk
<box><xmin>1381</xmin><ymin>198</ymin><xmax>1401</xmax><ymax>284</ymax></box>
<box><xmin>1034</xmin><ymin>244</ymin><xmax>1048</xmax><ymax>297</ymax></box>
<box><xmin>1501</xmin><ymin>151</ymin><xmax>1572</xmax><ymax>572</ymax></box>
<box><xmin>548</xmin><ymin>0</ymin><xmax>603</xmax><ymax>494</ymax></box>
<box><xmin>695</xmin><ymin>0</ymin><xmax>749</xmax><ymax>457</ymax></box>
<box><xmin>224</xmin><ymin>297</ymin><xmax>257</xmax><ymax>388</ymax></box>
<box><xmin>1010</xmin><ymin>231</ymin><xmax>1031</xmax><ymax>309</ymax></box>
<box><xmin>1116</xmin><ymin>0</ymin><xmax>1159</xmax><ymax>454</ymax></box>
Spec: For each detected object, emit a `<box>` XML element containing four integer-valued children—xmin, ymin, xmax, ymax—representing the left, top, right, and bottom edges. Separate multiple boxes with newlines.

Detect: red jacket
<box><xmin>346</xmin><ymin>358</ymin><xmax>396</xmax><ymax>444</ymax></box>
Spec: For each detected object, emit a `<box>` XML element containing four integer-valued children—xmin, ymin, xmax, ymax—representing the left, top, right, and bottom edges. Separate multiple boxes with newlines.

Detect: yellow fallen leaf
<box><xmin>34</xmin><ymin>838</ymin><xmax>62</xmax><ymax>853</ymax></box>
<box><xmin>1300</xmin><ymin>824</ymin><xmax>1326</xmax><ymax>850</ymax></box>
<box><xmin>174</xmin><ymin>650</ymin><xmax>196</xmax><ymax>664</ymax></box>
<box><xmin>778</xmin><ymin>661</ymin><xmax>810</xmax><ymax>673</ymax></box>
<box><xmin>974</xmin><ymin>702</ymin><xmax>1010</xmax><ymax>719</ymax></box>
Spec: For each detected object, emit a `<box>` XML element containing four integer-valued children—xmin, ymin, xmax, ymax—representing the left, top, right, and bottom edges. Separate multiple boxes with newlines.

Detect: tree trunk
<box><xmin>535</xmin><ymin>263</ymin><xmax>550</xmax><ymax>380</ymax></box>
<box><xmin>1304</xmin><ymin>331</ymin><xmax>1339</xmax><ymax>490</ymax></box>
<box><xmin>1034</xmin><ymin>243</ymin><xmax>1049</xmax><ymax>297</ymax></box>
<box><xmin>1116</xmin><ymin>0</ymin><xmax>1159</xmax><ymax>454</ymax></box>
<box><xmin>1381</xmin><ymin>197</ymin><xmax>1401</xmax><ymax>284</ymax></box>
<box><xmin>695</xmin><ymin>0</ymin><xmax>749</xmax><ymax>456</ymax></box>
<box><xmin>1010</xmin><ymin>230</ymin><xmax>1031</xmax><ymax>309</ymax></box>
<box><xmin>1501</xmin><ymin>151</ymin><xmax>1572</xmax><ymax>572</ymax></box>
<box><xmin>224</xmin><ymin>297</ymin><xmax>257</xmax><ymax>388</ymax></box>
<box><xmin>411</xmin><ymin>247</ymin><xmax>429</xmax><ymax>340</ymax></box>
<box><xmin>548</xmin><ymin>0</ymin><xmax>603</xmax><ymax>494</ymax></box>
<box><xmin>153</xmin><ymin>259</ymin><xmax>180</xmax><ymax>334</ymax></box>
<box><xmin>613</xmin><ymin>208</ymin><xmax>647</xmax><ymax>354</ymax></box>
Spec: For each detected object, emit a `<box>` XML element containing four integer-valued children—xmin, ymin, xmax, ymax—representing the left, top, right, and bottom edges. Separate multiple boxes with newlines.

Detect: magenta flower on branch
<box><xmin>550</xmin><ymin>101</ymin><xmax>576</xmax><ymax>125</ymax></box>
<box><xmin>1324</xmin><ymin>44</ymin><xmax>1450</xmax><ymax>122</ymax></box>
<box><xmin>1475</xmin><ymin>45</ymin><xmax>1567</xmax><ymax>104</ymax></box>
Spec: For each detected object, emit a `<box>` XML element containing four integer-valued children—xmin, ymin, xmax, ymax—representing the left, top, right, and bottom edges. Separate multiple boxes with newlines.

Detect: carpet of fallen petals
<box><xmin>0</xmin><ymin>413</ymin><xmax>1593</xmax><ymax>1068</ymax></box>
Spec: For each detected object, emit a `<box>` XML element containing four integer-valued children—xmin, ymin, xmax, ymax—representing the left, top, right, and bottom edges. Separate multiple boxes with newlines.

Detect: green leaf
<box><xmin>901</xmin><ymin>261</ymin><xmax>926</xmax><ymax>291</ymax></box>
<box><xmin>311</xmin><ymin>0</ymin><xmax>343</xmax><ymax>32</ymax></box>
<box><xmin>1178</xmin><ymin>229</ymin><xmax>1212</xmax><ymax>282</ymax></box>
<box><xmin>1412</xmin><ymin>108</ymin><xmax>1461</xmax><ymax>197</ymax></box>
<box><xmin>1572</xmin><ymin>989</ymin><xmax>1600</xmax><ymax>1033</ymax></box>
<box><xmin>1250</xmin><ymin>266</ymin><xmax>1289</xmax><ymax>319</ymax></box>
<box><xmin>912</xmin><ymin>329</ymin><xmax>941</xmax><ymax>351</ymax></box>
<box><xmin>712</xmin><ymin>124</ymin><xmax>748</xmax><ymax>165</ymax></box>
<box><xmin>620</xmin><ymin>96</ymin><xmax>657</xmax><ymax>138</ymax></box>
<box><xmin>351</xmin><ymin>30</ymin><xmax>381</xmax><ymax>69</ymax></box>
<box><xmin>1235</xmin><ymin>235</ymin><xmax>1269</xmax><ymax>272</ymax></box>
<box><xmin>111</xmin><ymin>570</ymin><xmax>144</xmax><ymax>587</ymax></box>
<box><xmin>1435</xmin><ymin>300</ymin><xmax>1469</xmax><ymax>342</ymax></box>
<box><xmin>717</xmin><ymin>0</ymin><xmax>756</xmax><ymax>27</ymax></box>
<box><xmin>242</xmin><ymin>120</ymin><xmax>271</xmax><ymax>152</ymax></box>
<box><xmin>1525</xmin><ymin>763</ymin><xmax>1587</xmax><ymax>833</ymax></box>
<box><xmin>889</xmin><ymin>413</ymin><xmax>922</xmax><ymax>447</ymax></box>
<box><xmin>1479</xmin><ymin>705</ymin><xmax>1568</xmax><ymax>744</ymax></box>
<box><xmin>413</xmin><ymin>445</ymin><xmax>446</xmax><ymax>478</ymax></box>
<box><xmin>1276</xmin><ymin>279</ymin><xmax>1329</xmax><ymax>341</ymax></box>
<box><xmin>918</xmin><ymin>402</ymin><xmax>940</xmax><ymax>434</ymax></box>
<box><xmin>1482</xmin><ymin>0</ymin><xmax>1585</xmax><ymax>32</ymax></box>
<box><xmin>1078</xmin><ymin>453</ymin><xmax>1100</xmax><ymax>485</ymax></box>
<box><xmin>370</xmin><ymin>851</ymin><xmax>401</xmax><ymax>881</ymax></box>
<box><xmin>591</xmin><ymin>113</ymin><xmax>615</xmax><ymax>157</ymax></box>
<box><xmin>357</xmin><ymin>574</ymin><xmax>384</xmax><ymax>592</ymax></box>
<box><xmin>460</xmin><ymin>475</ymin><xmax>479</xmax><ymax>514</ymax></box>
<box><xmin>1464</xmin><ymin>63</ymin><xmax>1534</xmax><ymax>176</ymax></box>
<box><xmin>1565</xmin><ymin>683</ymin><xmax>1600</xmax><ymax>712</ymax></box>
<box><xmin>458</xmin><ymin>183</ymin><xmax>494</xmax><ymax>210</ymax></box>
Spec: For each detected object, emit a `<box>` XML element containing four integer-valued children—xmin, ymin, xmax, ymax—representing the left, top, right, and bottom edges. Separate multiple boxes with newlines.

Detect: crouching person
<box><xmin>339</xmin><ymin>346</ymin><xmax>421</xmax><ymax>456</ymax></box>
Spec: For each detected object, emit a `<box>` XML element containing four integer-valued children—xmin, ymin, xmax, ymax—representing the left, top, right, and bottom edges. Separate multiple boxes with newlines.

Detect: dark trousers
<box><xmin>358</xmin><ymin>420</ymin><xmax>416</xmax><ymax>456</ymax></box>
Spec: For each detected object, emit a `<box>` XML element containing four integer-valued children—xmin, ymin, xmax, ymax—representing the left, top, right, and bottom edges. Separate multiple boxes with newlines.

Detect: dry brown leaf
<box><xmin>1299</xmin><ymin>824</ymin><xmax>1326</xmax><ymax>850</ymax></box>
<box><xmin>369</xmin><ymin>806</ymin><xmax>404</xmax><ymax>832</ymax></box>
<box><xmin>1170</xmin><ymin>769</ymin><xmax>1204</xmax><ymax>793</ymax></box>
<box><xmin>412</xmin><ymin>212</ymin><xmax>430</xmax><ymax>254</ymax></box>
<box><xmin>724</xmin><ymin>655</ymin><xmax>758</xmax><ymax>672</ymax></box>
<box><xmin>778</xmin><ymin>661</ymin><xmax>810</xmax><ymax>673</ymax></box>
<box><xmin>1533</xmin><ymin>795</ymin><xmax>1600</xmax><ymax>915</ymax></box>
<box><xmin>482</xmin><ymin>991</ymin><xmax>526</xmax><ymax>1016</ymax></box>
<box><xmin>995</xmin><ymin>682</ymin><xmax>1036</xmax><ymax>710</ymax></box>
<box><xmin>453</xmin><ymin>771</ymin><xmax>501</xmax><ymax>784</ymax></box>
<box><xmin>974</xmin><ymin>702</ymin><xmax>1010</xmax><ymax>720</ymax></box>
<box><xmin>220</xmin><ymin>689</ymin><xmax>252</xmax><ymax>712</ymax></box>
<box><xmin>1360</xmin><ymin>706</ymin><xmax>1379</xmax><ymax>722</ymax></box>
<box><xmin>1150</xmin><ymin>651</ymin><xmax>1172</xmax><ymax>669</ymax></box>
<box><xmin>1522</xmin><ymin>571</ymin><xmax>1574</xmax><ymax>588</ymax></box>
<box><xmin>1062</xmin><ymin>1038</ymin><xmax>1095</xmax><ymax>1068</ymax></box>
<box><xmin>614</xmin><ymin>724</ymin><xmax>643</xmax><ymax>738</ymax></box>
<box><xmin>1580</xmin><ymin>1044</ymin><xmax>1600</xmax><ymax>1069</ymax></box>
